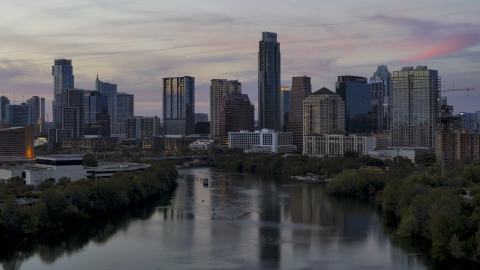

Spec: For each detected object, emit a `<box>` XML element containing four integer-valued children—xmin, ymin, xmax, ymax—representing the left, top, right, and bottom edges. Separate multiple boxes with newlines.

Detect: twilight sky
<box><xmin>1</xmin><ymin>0</ymin><xmax>479</xmax><ymax>119</ymax></box>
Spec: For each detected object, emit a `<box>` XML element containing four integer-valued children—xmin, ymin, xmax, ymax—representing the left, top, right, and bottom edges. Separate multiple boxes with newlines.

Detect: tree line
<box><xmin>0</xmin><ymin>161</ymin><xmax>178</xmax><ymax>238</ymax></box>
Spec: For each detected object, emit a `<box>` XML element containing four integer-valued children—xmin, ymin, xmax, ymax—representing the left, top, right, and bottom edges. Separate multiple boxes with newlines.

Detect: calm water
<box><xmin>1</xmin><ymin>167</ymin><xmax>476</xmax><ymax>270</ymax></box>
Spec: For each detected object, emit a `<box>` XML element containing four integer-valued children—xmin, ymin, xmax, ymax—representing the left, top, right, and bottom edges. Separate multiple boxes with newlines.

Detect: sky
<box><xmin>0</xmin><ymin>0</ymin><xmax>479</xmax><ymax>120</ymax></box>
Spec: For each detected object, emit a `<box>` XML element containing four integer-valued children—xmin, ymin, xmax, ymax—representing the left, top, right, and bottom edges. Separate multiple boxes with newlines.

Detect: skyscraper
<box><xmin>0</xmin><ymin>96</ymin><xmax>9</xmax><ymax>125</ymax></box>
<box><xmin>117</xmin><ymin>92</ymin><xmax>134</xmax><ymax>135</ymax></box>
<box><xmin>52</xmin><ymin>59</ymin><xmax>74</xmax><ymax>128</ymax></box>
<box><xmin>5</xmin><ymin>103</ymin><xmax>33</xmax><ymax>127</ymax></box>
<box><xmin>210</xmin><ymin>79</ymin><xmax>241</xmax><ymax>138</ymax></box>
<box><xmin>392</xmin><ymin>66</ymin><xmax>440</xmax><ymax>149</ymax></box>
<box><xmin>84</xmin><ymin>91</ymin><xmax>110</xmax><ymax>137</ymax></box>
<box><xmin>126</xmin><ymin>116</ymin><xmax>161</xmax><ymax>139</ymax></box>
<box><xmin>195</xmin><ymin>113</ymin><xmax>209</xmax><ymax>124</ymax></box>
<box><xmin>219</xmin><ymin>93</ymin><xmax>254</xmax><ymax>145</ymax></box>
<box><xmin>163</xmin><ymin>76</ymin><xmax>195</xmax><ymax>136</ymax></box>
<box><xmin>303</xmin><ymin>88</ymin><xmax>345</xmax><ymax>136</ymax></box>
<box><xmin>335</xmin><ymin>76</ymin><xmax>371</xmax><ymax>134</ymax></box>
<box><xmin>288</xmin><ymin>76</ymin><xmax>312</xmax><ymax>152</ymax></box>
<box><xmin>370</xmin><ymin>65</ymin><xmax>391</xmax><ymax>134</ymax></box>
<box><xmin>26</xmin><ymin>96</ymin><xmax>45</xmax><ymax>135</ymax></box>
<box><xmin>96</xmin><ymin>75</ymin><xmax>117</xmax><ymax>136</ymax></box>
<box><xmin>258</xmin><ymin>32</ymin><xmax>281</xmax><ymax>131</ymax></box>
<box><xmin>280</xmin><ymin>86</ymin><xmax>291</xmax><ymax>131</ymax></box>
<box><xmin>59</xmin><ymin>88</ymin><xmax>85</xmax><ymax>137</ymax></box>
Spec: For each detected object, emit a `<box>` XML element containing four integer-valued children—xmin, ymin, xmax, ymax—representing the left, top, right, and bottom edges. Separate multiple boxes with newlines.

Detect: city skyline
<box><xmin>0</xmin><ymin>0</ymin><xmax>479</xmax><ymax>119</ymax></box>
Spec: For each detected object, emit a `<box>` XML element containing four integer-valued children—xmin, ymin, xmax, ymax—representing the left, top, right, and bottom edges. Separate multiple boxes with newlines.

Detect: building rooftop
<box><xmin>312</xmin><ymin>87</ymin><xmax>335</xmax><ymax>95</ymax></box>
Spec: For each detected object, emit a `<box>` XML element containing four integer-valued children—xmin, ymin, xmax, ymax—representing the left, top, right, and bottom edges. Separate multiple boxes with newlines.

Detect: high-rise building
<box><xmin>439</xmin><ymin>97</ymin><xmax>459</xmax><ymax>133</ymax></box>
<box><xmin>288</xmin><ymin>76</ymin><xmax>312</xmax><ymax>152</ymax></box>
<box><xmin>195</xmin><ymin>113</ymin><xmax>209</xmax><ymax>124</ymax></box>
<box><xmin>5</xmin><ymin>103</ymin><xmax>33</xmax><ymax>127</ymax></box>
<box><xmin>258</xmin><ymin>32</ymin><xmax>281</xmax><ymax>131</ymax></box>
<box><xmin>163</xmin><ymin>76</ymin><xmax>195</xmax><ymax>136</ymax></box>
<box><xmin>0</xmin><ymin>96</ymin><xmax>10</xmax><ymax>125</ymax></box>
<box><xmin>116</xmin><ymin>92</ymin><xmax>134</xmax><ymax>135</ymax></box>
<box><xmin>52</xmin><ymin>59</ymin><xmax>74</xmax><ymax>128</ymax></box>
<box><xmin>126</xmin><ymin>116</ymin><xmax>161</xmax><ymax>139</ymax></box>
<box><xmin>84</xmin><ymin>91</ymin><xmax>110</xmax><ymax>137</ymax></box>
<box><xmin>280</xmin><ymin>86</ymin><xmax>291</xmax><ymax>131</ymax></box>
<box><xmin>58</xmin><ymin>88</ymin><xmax>85</xmax><ymax>137</ymax></box>
<box><xmin>335</xmin><ymin>76</ymin><xmax>371</xmax><ymax>134</ymax></box>
<box><xmin>392</xmin><ymin>66</ymin><xmax>440</xmax><ymax>150</ymax></box>
<box><xmin>303</xmin><ymin>88</ymin><xmax>345</xmax><ymax>137</ymax></box>
<box><xmin>95</xmin><ymin>75</ymin><xmax>117</xmax><ymax>136</ymax></box>
<box><xmin>210</xmin><ymin>79</ymin><xmax>241</xmax><ymax>138</ymax></box>
<box><xmin>457</xmin><ymin>112</ymin><xmax>476</xmax><ymax>132</ymax></box>
<box><xmin>370</xmin><ymin>65</ymin><xmax>391</xmax><ymax>134</ymax></box>
<box><xmin>26</xmin><ymin>96</ymin><xmax>45</xmax><ymax>135</ymax></box>
<box><xmin>219</xmin><ymin>93</ymin><xmax>254</xmax><ymax>145</ymax></box>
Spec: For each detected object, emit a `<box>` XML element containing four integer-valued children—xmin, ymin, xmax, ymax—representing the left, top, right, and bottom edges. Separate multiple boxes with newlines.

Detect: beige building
<box><xmin>303</xmin><ymin>132</ymin><xmax>374</xmax><ymax>157</ymax></box>
<box><xmin>436</xmin><ymin>131</ymin><xmax>480</xmax><ymax>162</ymax></box>
<box><xmin>303</xmin><ymin>88</ymin><xmax>345</xmax><ymax>138</ymax></box>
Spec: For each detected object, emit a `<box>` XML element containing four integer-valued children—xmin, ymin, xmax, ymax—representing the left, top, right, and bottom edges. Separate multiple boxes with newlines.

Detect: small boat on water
<box><xmin>203</xmin><ymin>178</ymin><xmax>209</xmax><ymax>186</ymax></box>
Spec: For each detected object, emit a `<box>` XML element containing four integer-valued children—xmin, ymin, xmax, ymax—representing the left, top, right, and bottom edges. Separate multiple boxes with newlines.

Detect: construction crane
<box><xmin>441</xmin><ymin>85</ymin><xmax>475</xmax><ymax>93</ymax></box>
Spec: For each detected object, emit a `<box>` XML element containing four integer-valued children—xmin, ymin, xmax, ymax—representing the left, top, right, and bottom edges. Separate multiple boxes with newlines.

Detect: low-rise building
<box><xmin>189</xmin><ymin>140</ymin><xmax>215</xmax><ymax>151</ymax></box>
<box><xmin>303</xmin><ymin>132</ymin><xmax>374</xmax><ymax>157</ymax></box>
<box><xmin>0</xmin><ymin>125</ymin><xmax>34</xmax><ymax>159</ymax></box>
<box><xmin>62</xmin><ymin>136</ymin><xmax>119</xmax><ymax>150</ymax></box>
<box><xmin>436</xmin><ymin>131</ymin><xmax>480</xmax><ymax>162</ymax></box>
<box><xmin>228</xmin><ymin>129</ymin><xmax>296</xmax><ymax>153</ymax></box>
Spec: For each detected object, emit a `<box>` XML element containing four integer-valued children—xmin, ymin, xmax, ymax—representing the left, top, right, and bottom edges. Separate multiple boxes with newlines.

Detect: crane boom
<box><xmin>441</xmin><ymin>85</ymin><xmax>475</xmax><ymax>92</ymax></box>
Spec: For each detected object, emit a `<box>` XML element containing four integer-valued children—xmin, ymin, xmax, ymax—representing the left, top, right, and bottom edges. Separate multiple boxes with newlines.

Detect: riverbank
<box><xmin>0</xmin><ymin>161</ymin><xmax>178</xmax><ymax>238</ymax></box>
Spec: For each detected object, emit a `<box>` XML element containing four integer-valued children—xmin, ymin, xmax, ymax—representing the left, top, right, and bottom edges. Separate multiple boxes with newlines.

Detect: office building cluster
<box><xmin>0</xmin><ymin>31</ymin><xmax>477</xmax><ymax>160</ymax></box>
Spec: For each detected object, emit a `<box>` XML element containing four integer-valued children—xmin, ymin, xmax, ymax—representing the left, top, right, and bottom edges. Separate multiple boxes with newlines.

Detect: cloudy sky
<box><xmin>1</xmin><ymin>0</ymin><xmax>479</xmax><ymax>119</ymax></box>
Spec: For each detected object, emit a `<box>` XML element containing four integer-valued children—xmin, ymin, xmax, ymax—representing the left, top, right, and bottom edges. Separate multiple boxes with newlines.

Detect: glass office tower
<box><xmin>335</xmin><ymin>76</ymin><xmax>371</xmax><ymax>134</ymax></box>
<box><xmin>392</xmin><ymin>66</ymin><xmax>440</xmax><ymax>149</ymax></box>
<box><xmin>280</xmin><ymin>86</ymin><xmax>291</xmax><ymax>131</ymax></box>
<box><xmin>163</xmin><ymin>76</ymin><xmax>195</xmax><ymax>136</ymax></box>
<box><xmin>258</xmin><ymin>32</ymin><xmax>281</xmax><ymax>131</ymax></box>
<box><xmin>52</xmin><ymin>59</ymin><xmax>74</xmax><ymax>128</ymax></box>
<box><xmin>370</xmin><ymin>65</ymin><xmax>391</xmax><ymax>134</ymax></box>
<box><xmin>84</xmin><ymin>91</ymin><xmax>110</xmax><ymax>137</ymax></box>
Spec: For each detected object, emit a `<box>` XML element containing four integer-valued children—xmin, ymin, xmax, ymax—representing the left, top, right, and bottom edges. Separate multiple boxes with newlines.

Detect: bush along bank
<box><xmin>0</xmin><ymin>162</ymin><xmax>178</xmax><ymax>238</ymax></box>
<box><xmin>327</xmin><ymin>159</ymin><xmax>480</xmax><ymax>262</ymax></box>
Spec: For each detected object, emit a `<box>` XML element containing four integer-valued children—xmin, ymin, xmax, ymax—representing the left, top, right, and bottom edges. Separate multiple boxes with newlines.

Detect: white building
<box><xmin>0</xmin><ymin>155</ymin><xmax>150</xmax><ymax>186</ymax></box>
<box><xmin>303</xmin><ymin>132</ymin><xmax>374</xmax><ymax>157</ymax></box>
<box><xmin>189</xmin><ymin>139</ymin><xmax>215</xmax><ymax>151</ymax></box>
<box><xmin>228</xmin><ymin>129</ymin><xmax>296</xmax><ymax>153</ymax></box>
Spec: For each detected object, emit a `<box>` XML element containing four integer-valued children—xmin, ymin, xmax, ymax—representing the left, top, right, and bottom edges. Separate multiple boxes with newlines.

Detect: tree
<box><xmin>416</xmin><ymin>153</ymin><xmax>436</xmax><ymax>167</ymax></box>
<box><xmin>57</xmin><ymin>177</ymin><xmax>71</xmax><ymax>187</ymax></box>
<box><xmin>82</xmin><ymin>153</ymin><xmax>98</xmax><ymax>167</ymax></box>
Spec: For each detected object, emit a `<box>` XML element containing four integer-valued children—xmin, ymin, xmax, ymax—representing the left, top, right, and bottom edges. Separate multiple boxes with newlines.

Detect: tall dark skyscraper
<box><xmin>335</xmin><ymin>76</ymin><xmax>372</xmax><ymax>134</ymax></box>
<box><xmin>163</xmin><ymin>76</ymin><xmax>195</xmax><ymax>136</ymax></box>
<box><xmin>219</xmin><ymin>93</ymin><xmax>254</xmax><ymax>145</ymax></box>
<box><xmin>84</xmin><ymin>91</ymin><xmax>110</xmax><ymax>137</ymax></box>
<box><xmin>392</xmin><ymin>66</ymin><xmax>440</xmax><ymax>150</ymax></box>
<box><xmin>52</xmin><ymin>59</ymin><xmax>74</xmax><ymax>128</ymax></box>
<box><xmin>5</xmin><ymin>103</ymin><xmax>33</xmax><ymax>127</ymax></box>
<box><xmin>280</xmin><ymin>86</ymin><xmax>291</xmax><ymax>131</ymax></box>
<box><xmin>210</xmin><ymin>79</ymin><xmax>241</xmax><ymax>138</ymax></box>
<box><xmin>116</xmin><ymin>92</ymin><xmax>134</xmax><ymax>135</ymax></box>
<box><xmin>288</xmin><ymin>76</ymin><xmax>312</xmax><ymax>152</ymax></box>
<box><xmin>370</xmin><ymin>65</ymin><xmax>391</xmax><ymax>134</ymax></box>
<box><xmin>0</xmin><ymin>96</ymin><xmax>10</xmax><ymax>125</ymax></box>
<box><xmin>258</xmin><ymin>32</ymin><xmax>281</xmax><ymax>131</ymax></box>
<box><xmin>59</xmin><ymin>88</ymin><xmax>84</xmax><ymax>137</ymax></box>
<box><xmin>96</xmin><ymin>75</ymin><xmax>117</xmax><ymax>135</ymax></box>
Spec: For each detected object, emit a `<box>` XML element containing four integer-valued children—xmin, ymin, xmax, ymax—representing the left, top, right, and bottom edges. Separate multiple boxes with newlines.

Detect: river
<box><xmin>1</xmin><ymin>167</ymin><xmax>477</xmax><ymax>270</ymax></box>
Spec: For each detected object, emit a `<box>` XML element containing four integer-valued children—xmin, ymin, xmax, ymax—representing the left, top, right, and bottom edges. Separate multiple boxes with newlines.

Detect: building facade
<box><xmin>116</xmin><ymin>92</ymin><xmax>134</xmax><ymax>135</ymax></box>
<box><xmin>84</xmin><ymin>91</ymin><xmax>110</xmax><ymax>137</ymax></box>
<box><xmin>163</xmin><ymin>76</ymin><xmax>195</xmax><ymax>136</ymax></box>
<box><xmin>96</xmin><ymin>75</ymin><xmax>117</xmax><ymax>136</ymax></box>
<box><xmin>370</xmin><ymin>65</ymin><xmax>391</xmax><ymax>134</ymax></box>
<box><xmin>218</xmin><ymin>93</ymin><xmax>254</xmax><ymax>145</ymax></box>
<box><xmin>280</xmin><ymin>86</ymin><xmax>291</xmax><ymax>131</ymax></box>
<box><xmin>0</xmin><ymin>125</ymin><xmax>34</xmax><ymax>159</ymax></box>
<box><xmin>288</xmin><ymin>76</ymin><xmax>312</xmax><ymax>152</ymax></box>
<box><xmin>26</xmin><ymin>96</ymin><xmax>45</xmax><ymax>136</ymax></box>
<box><xmin>258</xmin><ymin>32</ymin><xmax>281</xmax><ymax>131</ymax></box>
<box><xmin>52</xmin><ymin>59</ymin><xmax>74</xmax><ymax>128</ymax></box>
<box><xmin>436</xmin><ymin>131</ymin><xmax>480</xmax><ymax>162</ymax></box>
<box><xmin>126</xmin><ymin>116</ymin><xmax>161</xmax><ymax>139</ymax></box>
<box><xmin>392</xmin><ymin>66</ymin><xmax>440</xmax><ymax>150</ymax></box>
<box><xmin>335</xmin><ymin>75</ymin><xmax>371</xmax><ymax>134</ymax></box>
<box><xmin>303</xmin><ymin>87</ymin><xmax>345</xmax><ymax>136</ymax></box>
<box><xmin>59</xmin><ymin>88</ymin><xmax>85</xmax><ymax>138</ymax></box>
<box><xmin>303</xmin><ymin>133</ymin><xmax>374</xmax><ymax>157</ymax></box>
<box><xmin>228</xmin><ymin>129</ymin><xmax>295</xmax><ymax>153</ymax></box>
<box><xmin>195</xmin><ymin>113</ymin><xmax>209</xmax><ymax>124</ymax></box>
<box><xmin>0</xmin><ymin>96</ymin><xmax>10</xmax><ymax>125</ymax></box>
<box><xmin>210</xmin><ymin>79</ymin><xmax>241</xmax><ymax>138</ymax></box>
<box><xmin>5</xmin><ymin>103</ymin><xmax>33</xmax><ymax>127</ymax></box>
